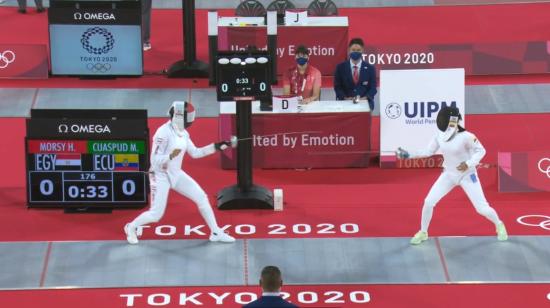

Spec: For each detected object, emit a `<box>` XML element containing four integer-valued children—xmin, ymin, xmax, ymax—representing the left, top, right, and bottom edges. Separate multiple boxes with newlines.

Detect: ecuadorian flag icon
<box><xmin>114</xmin><ymin>154</ymin><xmax>139</xmax><ymax>171</ymax></box>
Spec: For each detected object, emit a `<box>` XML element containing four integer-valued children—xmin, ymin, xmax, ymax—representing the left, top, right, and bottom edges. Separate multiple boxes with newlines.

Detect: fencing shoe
<box><xmin>496</xmin><ymin>222</ymin><xmax>508</xmax><ymax>241</ymax></box>
<box><xmin>209</xmin><ymin>230</ymin><xmax>235</xmax><ymax>243</ymax></box>
<box><xmin>124</xmin><ymin>223</ymin><xmax>139</xmax><ymax>244</ymax></box>
<box><xmin>410</xmin><ymin>231</ymin><xmax>428</xmax><ymax>245</ymax></box>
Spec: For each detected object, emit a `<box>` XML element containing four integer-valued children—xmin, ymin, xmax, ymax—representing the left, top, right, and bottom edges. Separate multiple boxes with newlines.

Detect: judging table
<box><xmin>217</xmin><ymin>16</ymin><xmax>349</xmax><ymax>75</ymax></box>
<box><xmin>219</xmin><ymin>100</ymin><xmax>371</xmax><ymax>169</ymax></box>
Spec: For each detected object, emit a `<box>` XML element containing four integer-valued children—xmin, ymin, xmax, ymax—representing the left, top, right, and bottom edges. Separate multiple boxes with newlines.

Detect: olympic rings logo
<box><xmin>538</xmin><ymin>158</ymin><xmax>550</xmax><ymax>178</ymax></box>
<box><xmin>86</xmin><ymin>63</ymin><xmax>111</xmax><ymax>73</ymax></box>
<box><xmin>0</xmin><ymin>50</ymin><xmax>15</xmax><ymax>69</ymax></box>
<box><xmin>517</xmin><ymin>215</ymin><xmax>550</xmax><ymax>230</ymax></box>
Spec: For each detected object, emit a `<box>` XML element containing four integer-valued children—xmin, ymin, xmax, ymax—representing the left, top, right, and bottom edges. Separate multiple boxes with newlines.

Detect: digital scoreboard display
<box><xmin>25</xmin><ymin>109</ymin><xmax>149</xmax><ymax>209</ymax></box>
<box><xmin>48</xmin><ymin>0</ymin><xmax>143</xmax><ymax>76</ymax></box>
<box><xmin>27</xmin><ymin>139</ymin><xmax>146</xmax><ymax>204</ymax></box>
<box><xmin>216</xmin><ymin>51</ymin><xmax>272</xmax><ymax>101</ymax></box>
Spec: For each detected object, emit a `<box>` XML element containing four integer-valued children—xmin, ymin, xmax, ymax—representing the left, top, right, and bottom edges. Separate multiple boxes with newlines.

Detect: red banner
<box><xmin>1</xmin><ymin>284</ymin><xmax>550</xmax><ymax>308</ymax></box>
<box><xmin>218</xmin><ymin>26</ymin><xmax>348</xmax><ymax>76</ymax></box>
<box><xmin>363</xmin><ymin>41</ymin><xmax>550</xmax><ymax>75</ymax></box>
<box><xmin>0</xmin><ymin>44</ymin><xmax>48</xmax><ymax>79</ymax></box>
<box><xmin>219</xmin><ymin>112</ymin><xmax>370</xmax><ymax>169</ymax></box>
<box><xmin>498</xmin><ymin>151</ymin><xmax>550</xmax><ymax>192</ymax></box>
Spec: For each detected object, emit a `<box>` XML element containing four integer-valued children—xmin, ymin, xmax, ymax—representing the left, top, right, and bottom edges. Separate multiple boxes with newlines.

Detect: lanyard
<box><xmin>293</xmin><ymin>69</ymin><xmax>307</xmax><ymax>95</ymax></box>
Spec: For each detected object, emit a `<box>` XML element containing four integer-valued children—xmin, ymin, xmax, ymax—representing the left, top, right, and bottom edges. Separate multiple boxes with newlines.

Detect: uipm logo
<box><xmin>404</xmin><ymin>101</ymin><xmax>457</xmax><ymax>118</ymax></box>
<box><xmin>385</xmin><ymin>103</ymin><xmax>401</xmax><ymax>119</ymax></box>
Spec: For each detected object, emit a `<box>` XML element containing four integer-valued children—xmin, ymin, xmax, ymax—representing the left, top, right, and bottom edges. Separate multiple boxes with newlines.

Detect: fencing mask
<box><xmin>436</xmin><ymin>105</ymin><xmax>463</xmax><ymax>142</ymax></box>
<box><xmin>168</xmin><ymin>101</ymin><xmax>195</xmax><ymax>134</ymax></box>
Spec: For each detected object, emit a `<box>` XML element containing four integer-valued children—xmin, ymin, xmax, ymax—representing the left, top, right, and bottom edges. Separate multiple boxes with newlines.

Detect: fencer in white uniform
<box><xmin>124</xmin><ymin>101</ymin><xmax>236</xmax><ymax>244</ymax></box>
<box><xmin>397</xmin><ymin>105</ymin><xmax>508</xmax><ymax>245</ymax></box>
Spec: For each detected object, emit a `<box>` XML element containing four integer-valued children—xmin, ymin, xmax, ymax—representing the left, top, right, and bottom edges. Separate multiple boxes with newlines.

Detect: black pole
<box><xmin>167</xmin><ymin>0</ymin><xmax>208</xmax><ymax>78</ymax></box>
<box><xmin>216</xmin><ymin>98</ymin><xmax>273</xmax><ymax>210</ymax></box>
<box><xmin>236</xmin><ymin>100</ymin><xmax>253</xmax><ymax>191</ymax></box>
<box><xmin>208</xmin><ymin>36</ymin><xmax>218</xmax><ymax>85</ymax></box>
<box><xmin>267</xmin><ymin>35</ymin><xmax>277</xmax><ymax>85</ymax></box>
<box><xmin>266</xmin><ymin>11</ymin><xmax>278</xmax><ymax>84</ymax></box>
<box><xmin>183</xmin><ymin>0</ymin><xmax>195</xmax><ymax>63</ymax></box>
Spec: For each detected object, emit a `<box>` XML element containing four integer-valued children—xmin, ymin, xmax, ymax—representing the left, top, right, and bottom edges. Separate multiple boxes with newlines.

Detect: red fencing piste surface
<box><xmin>1</xmin><ymin>115</ymin><xmax>550</xmax><ymax>242</ymax></box>
<box><xmin>2</xmin><ymin>284</ymin><xmax>550</xmax><ymax>307</ymax></box>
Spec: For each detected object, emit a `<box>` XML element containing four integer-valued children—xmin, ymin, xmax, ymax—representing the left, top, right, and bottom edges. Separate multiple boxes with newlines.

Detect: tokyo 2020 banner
<box><xmin>362</xmin><ymin>41</ymin><xmax>550</xmax><ymax>76</ymax></box>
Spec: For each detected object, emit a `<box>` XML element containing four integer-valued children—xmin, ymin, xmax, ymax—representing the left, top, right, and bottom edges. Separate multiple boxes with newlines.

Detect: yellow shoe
<box><xmin>410</xmin><ymin>231</ymin><xmax>428</xmax><ymax>245</ymax></box>
<box><xmin>496</xmin><ymin>222</ymin><xmax>508</xmax><ymax>241</ymax></box>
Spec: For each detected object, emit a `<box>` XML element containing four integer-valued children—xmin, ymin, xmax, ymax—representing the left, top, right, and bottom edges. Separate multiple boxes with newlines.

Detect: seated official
<box><xmin>283</xmin><ymin>45</ymin><xmax>322</xmax><ymax>104</ymax></box>
<box><xmin>334</xmin><ymin>37</ymin><xmax>377</xmax><ymax>110</ymax></box>
<box><xmin>243</xmin><ymin>266</ymin><xmax>297</xmax><ymax>308</ymax></box>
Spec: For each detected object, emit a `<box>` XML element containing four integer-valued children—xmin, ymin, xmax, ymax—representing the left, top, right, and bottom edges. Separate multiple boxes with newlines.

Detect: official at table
<box><xmin>334</xmin><ymin>37</ymin><xmax>377</xmax><ymax>111</ymax></box>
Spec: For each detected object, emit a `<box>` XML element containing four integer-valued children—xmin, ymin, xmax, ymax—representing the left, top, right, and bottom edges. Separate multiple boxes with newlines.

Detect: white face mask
<box><xmin>172</xmin><ymin>114</ymin><xmax>185</xmax><ymax>133</ymax></box>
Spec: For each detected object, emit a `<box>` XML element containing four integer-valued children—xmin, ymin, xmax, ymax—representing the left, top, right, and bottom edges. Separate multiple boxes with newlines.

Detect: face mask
<box><xmin>172</xmin><ymin>114</ymin><xmax>185</xmax><ymax>132</ymax></box>
<box><xmin>350</xmin><ymin>51</ymin><xmax>362</xmax><ymax>61</ymax></box>
<box><xmin>296</xmin><ymin>57</ymin><xmax>308</xmax><ymax>66</ymax></box>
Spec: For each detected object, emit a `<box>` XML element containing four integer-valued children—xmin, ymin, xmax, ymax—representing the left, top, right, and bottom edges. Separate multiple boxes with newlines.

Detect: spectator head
<box><xmin>259</xmin><ymin>266</ymin><xmax>283</xmax><ymax>292</ymax></box>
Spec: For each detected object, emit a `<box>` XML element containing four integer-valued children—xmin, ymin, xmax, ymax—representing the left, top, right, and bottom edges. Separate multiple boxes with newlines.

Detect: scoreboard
<box><xmin>26</xmin><ymin>109</ymin><xmax>149</xmax><ymax>209</ymax></box>
<box><xmin>27</xmin><ymin>139</ymin><xmax>146</xmax><ymax>204</ymax></box>
<box><xmin>216</xmin><ymin>50</ymin><xmax>272</xmax><ymax>101</ymax></box>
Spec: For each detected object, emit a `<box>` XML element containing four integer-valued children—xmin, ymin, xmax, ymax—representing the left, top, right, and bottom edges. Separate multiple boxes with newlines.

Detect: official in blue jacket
<box><xmin>243</xmin><ymin>266</ymin><xmax>298</xmax><ymax>308</ymax></box>
<box><xmin>334</xmin><ymin>37</ymin><xmax>377</xmax><ymax>111</ymax></box>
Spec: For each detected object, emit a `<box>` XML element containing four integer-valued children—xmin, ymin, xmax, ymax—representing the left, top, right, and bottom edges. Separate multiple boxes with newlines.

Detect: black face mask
<box><xmin>436</xmin><ymin>106</ymin><xmax>461</xmax><ymax>132</ymax></box>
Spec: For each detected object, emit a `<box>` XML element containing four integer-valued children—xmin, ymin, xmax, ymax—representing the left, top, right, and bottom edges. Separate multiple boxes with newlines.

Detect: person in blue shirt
<box><xmin>243</xmin><ymin>266</ymin><xmax>298</xmax><ymax>308</ymax></box>
<box><xmin>334</xmin><ymin>37</ymin><xmax>377</xmax><ymax>111</ymax></box>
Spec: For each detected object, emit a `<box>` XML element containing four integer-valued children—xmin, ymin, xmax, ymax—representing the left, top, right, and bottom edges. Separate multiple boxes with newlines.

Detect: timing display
<box><xmin>216</xmin><ymin>51</ymin><xmax>272</xmax><ymax>101</ymax></box>
<box><xmin>27</xmin><ymin>139</ymin><xmax>147</xmax><ymax>204</ymax></box>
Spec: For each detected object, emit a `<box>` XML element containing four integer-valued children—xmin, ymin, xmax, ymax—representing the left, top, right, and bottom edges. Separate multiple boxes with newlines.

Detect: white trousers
<box><xmin>130</xmin><ymin>172</ymin><xmax>219</xmax><ymax>233</ymax></box>
<box><xmin>420</xmin><ymin>171</ymin><xmax>501</xmax><ymax>232</ymax></box>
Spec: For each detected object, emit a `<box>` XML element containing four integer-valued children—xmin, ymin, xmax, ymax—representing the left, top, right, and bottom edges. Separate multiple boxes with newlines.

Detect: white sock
<box><xmin>199</xmin><ymin>206</ymin><xmax>220</xmax><ymax>233</ymax></box>
<box><xmin>130</xmin><ymin>212</ymin><xmax>157</xmax><ymax>228</ymax></box>
<box><xmin>420</xmin><ymin>204</ymin><xmax>434</xmax><ymax>233</ymax></box>
<box><xmin>479</xmin><ymin>207</ymin><xmax>501</xmax><ymax>226</ymax></box>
